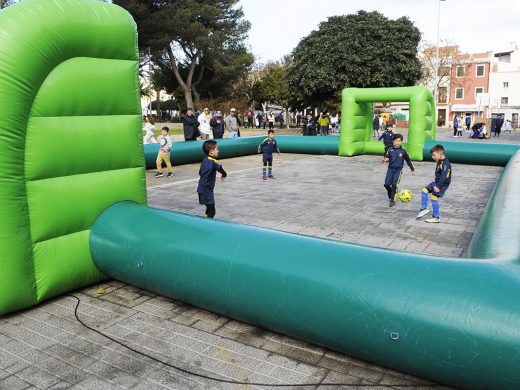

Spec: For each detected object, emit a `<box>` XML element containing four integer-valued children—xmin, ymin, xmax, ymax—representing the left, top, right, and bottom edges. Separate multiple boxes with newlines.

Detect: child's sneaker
<box><xmin>167</xmin><ymin>172</ymin><xmax>173</xmax><ymax>178</ymax></box>
<box><xmin>154</xmin><ymin>172</ymin><xmax>163</xmax><ymax>178</ymax></box>
<box><xmin>262</xmin><ymin>176</ymin><xmax>267</xmax><ymax>180</ymax></box>
<box><xmin>268</xmin><ymin>175</ymin><xmax>275</xmax><ymax>179</ymax></box>
<box><xmin>425</xmin><ymin>216</ymin><xmax>440</xmax><ymax>223</ymax></box>
<box><xmin>389</xmin><ymin>200</ymin><xmax>395</xmax><ymax>207</ymax></box>
<box><xmin>416</xmin><ymin>208</ymin><xmax>430</xmax><ymax>219</ymax></box>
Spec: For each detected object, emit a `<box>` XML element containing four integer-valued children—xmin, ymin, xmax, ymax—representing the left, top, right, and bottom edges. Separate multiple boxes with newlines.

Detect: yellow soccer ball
<box><xmin>398</xmin><ymin>189</ymin><xmax>413</xmax><ymax>203</ymax></box>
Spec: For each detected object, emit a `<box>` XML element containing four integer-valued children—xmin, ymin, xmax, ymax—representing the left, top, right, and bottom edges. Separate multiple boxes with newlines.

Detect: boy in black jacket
<box><xmin>258</xmin><ymin>130</ymin><xmax>281</xmax><ymax>180</ymax></box>
<box><xmin>382</xmin><ymin>133</ymin><xmax>415</xmax><ymax>207</ymax></box>
<box><xmin>378</xmin><ymin>124</ymin><xmax>395</xmax><ymax>155</ymax></box>
<box><xmin>197</xmin><ymin>141</ymin><xmax>227</xmax><ymax>218</ymax></box>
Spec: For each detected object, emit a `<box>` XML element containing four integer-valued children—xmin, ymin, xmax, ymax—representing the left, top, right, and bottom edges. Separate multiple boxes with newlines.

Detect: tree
<box><xmin>255</xmin><ymin>62</ymin><xmax>299</xmax><ymax>129</ymax></box>
<box><xmin>419</xmin><ymin>42</ymin><xmax>462</xmax><ymax>104</ymax></box>
<box><xmin>0</xmin><ymin>0</ymin><xmax>15</xmax><ymax>9</ymax></box>
<box><xmin>114</xmin><ymin>0</ymin><xmax>250</xmax><ymax>110</ymax></box>
<box><xmin>288</xmin><ymin>11</ymin><xmax>422</xmax><ymax>104</ymax></box>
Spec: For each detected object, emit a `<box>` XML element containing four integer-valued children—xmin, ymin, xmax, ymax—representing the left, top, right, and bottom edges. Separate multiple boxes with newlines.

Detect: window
<box><xmin>438</xmin><ymin>87</ymin><xmax>447</xmax><ymax>103</ymax></box>
<box><xmin>475</xmin><ymin>87</ymin><xmax>484</xmax><ymax>97</ymax></box>
<box><xmin>455</xmin><ymin>88</ymin><xmax>464</xmax><ymax>99</ymax></box>
<box><xmin>501</xmin><ymin>97</ymin><xmax>509</xmax><ymax>104</ymax></box>
<box><xmin>456</xmin><ymin>65</ymin><xmax>465</xmax><ymax>77</ymax></box>
<box><xmin>476</xmin><ymin>64</ymin><xmax>485</xmax><ymax>77</ymax></box>
<box><xmin>440</xmin><ymin>67</ymin><xmax>450</xmax><ymax>77</ymax></box>
<box><xmin>503</xmin><ymin>82</ymin><xmax>509</xmax><ymax>88</ymax></box>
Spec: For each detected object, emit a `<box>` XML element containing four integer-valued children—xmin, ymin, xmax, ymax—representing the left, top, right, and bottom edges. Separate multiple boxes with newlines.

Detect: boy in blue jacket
<box><xmin>378</xmin><ymin>124</ymin><xmax>395</xmax><ymax>155</ymax></box>
<box><xmin>416</xmin><ymin>144</ymin><xmax>452</xmax><ymax>223</ymax></box>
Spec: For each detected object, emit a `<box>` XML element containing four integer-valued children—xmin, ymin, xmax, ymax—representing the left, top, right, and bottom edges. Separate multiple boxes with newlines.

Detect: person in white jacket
<box><xmin>198</xmin><ymin>107</ymin><xmax>212</xmax><ymax>140</ymax></box>
<box><xmin>143</xmin><ymin>115</ymin><xmax>157</xmax><ymax>144</ymax></box>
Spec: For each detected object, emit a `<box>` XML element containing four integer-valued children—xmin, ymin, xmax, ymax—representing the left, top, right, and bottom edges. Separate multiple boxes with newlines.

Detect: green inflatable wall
<box><xmin>0</xmin><ymin>0</ymin><xmax>145</xmax><ymax>315</ymax></box>
<box><xmin>340</xmin><ymin>86</ymin><xmax>435</xmax><ymax>160</ymax></box>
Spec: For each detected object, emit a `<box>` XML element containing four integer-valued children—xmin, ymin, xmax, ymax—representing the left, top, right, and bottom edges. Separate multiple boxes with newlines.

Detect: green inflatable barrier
<box><xmin>340</xmin><ymin>86</ymin><xmax>435</xmax><ymax>160</ymax></box>
<box><xmin>0</xmin><ymin>0</ymin><xmax>145</xmax><ymax>315</ymax></box>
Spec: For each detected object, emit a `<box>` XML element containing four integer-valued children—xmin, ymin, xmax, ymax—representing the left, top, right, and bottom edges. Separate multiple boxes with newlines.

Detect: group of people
<box><xmin>182</xmin><ymin>107</ymin><xmax>240</xmax><ymax>141</ymax></box>
<box><xmin>142</xmin><ymin>107</ymin><xmax>242</xmax><ymax>145</ymax></box>
<box><xmin>300</xmin><ymin>111</ymin><xmax>340</xmax><ymax>136</ymax></box>
<box><xmin>454</xmin><ymin>114</ymin><xmax>516</xmax><ymax>139</ymax></box>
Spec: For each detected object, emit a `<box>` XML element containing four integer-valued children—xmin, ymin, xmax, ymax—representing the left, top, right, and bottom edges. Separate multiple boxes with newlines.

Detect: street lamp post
<box><xmin>433</xmin><ymin>0</ymin><xmax>446</xmax><ymax>123</ymax></box>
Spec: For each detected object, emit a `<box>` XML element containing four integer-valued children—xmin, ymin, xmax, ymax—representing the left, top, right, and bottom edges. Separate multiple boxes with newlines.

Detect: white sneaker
<box><xmin>416</xmin><ymin>208</ymin><xmax>430</xmax><ymax>219</ymax></box>
<box><xmin>425</xmin><ymin>217</ymin><xmax>440</xmax><ymax>223</ymax></box>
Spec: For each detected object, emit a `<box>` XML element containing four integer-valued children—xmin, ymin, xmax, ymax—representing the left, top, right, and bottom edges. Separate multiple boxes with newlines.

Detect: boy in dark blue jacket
<box><xmin>258</xmin><ymin>129</ymin><xmax>280</xmax><ymax>180</ymax></box>
<box><xmin>378</xmin><ymin>124</ymin><xmax>395</xmax><ymax>155</ymax></box>
<box><xmin>197</xmin><ymin>141</ymin><xmax>227</xmax><ymax>218</ymax></box>
<box><xmin>382</xmin><ymin>133</ymin><xmax>415</xmax><ymax>207</ymax></box>
<box><xmin>416</xmin><ymin>144</ymin><xmax>451</xmax><ymax>223</ymax></box>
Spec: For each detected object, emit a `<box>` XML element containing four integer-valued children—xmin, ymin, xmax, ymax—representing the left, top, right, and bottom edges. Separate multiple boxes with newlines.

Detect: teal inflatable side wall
<box><xmin>91</xmin><ymin>172</ymin><xmax>520</xmax><ymax>390</ymax></box>
<box><xmin>145</xmin><ymin>137</ymin><xmax>520</xmax><ymax>169</ymax></box>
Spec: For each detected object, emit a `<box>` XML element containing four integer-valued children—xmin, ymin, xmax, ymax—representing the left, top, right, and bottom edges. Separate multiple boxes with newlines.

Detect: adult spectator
<box><xmin>465</xmin><ymin>114</ymin><xmax>471</xmax><ymax>131</ymax></box>
<box><xmin>318</xmin><ymin>111</ymin><xmax>330</xmax><ymax>136</ymax></box>
<box><xmin>330</xmin><ymin>112</ymin><xmax>339</xmax><ymax>133</ymax></box>
<box><xmin>183</xmin><ymin>108</ymin><xmax>200</xmax><ymax>141</ymax></box>
<box><xmin>279</xmin><ymin>112</ymin><xmax>284</xmax><ymax>128</ymax></box>
<box><xmin>267</xmin><ymin>111</ymin><xmax>275</xmax><ymax>130</ymax></box>
<box><xmin>302</xmin><ymin>113</ymin><xmax>317</xmax><ymax>136</ymax></box>
<box><xmin>494</xmin><ymin>115</ymin><xmax>504</xmax><ymax>137</ymax></box>
<box><xmin>198</xmin><ymin>107</ymin><xmax>212</xmax><ymax>140</ymax></box>
<box><xmin>372</xmin><ymin>114</ymin><xmax>380</xmax><ymax>138</ymax></box>
<box><xmin>296</xmin><ymin>113</ymin><xmax>302</xmax><ymax>128</ymax></box>
<box><xmin>225</xmin><ymin>108</ymin><xmax>240</xmax><ymax>138</ymax></box>
<box><xmin>246</xmin><ymin>109</ymin><xmax>254</xmax><ymax>128</ymax></box>
<box><xmin>210</xmin><ymin>111</ymin><xmax>225</xmax><ymax>139</ymax></box>
<box><xmin>256</xmin><ymin>112</ymin><xmax>263</xmax><ymax>129</ymax></box>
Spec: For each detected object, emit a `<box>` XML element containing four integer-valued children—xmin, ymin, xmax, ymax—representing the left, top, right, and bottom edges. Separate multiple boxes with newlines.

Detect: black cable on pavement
<box><xmin>68</xmin><ymin>294</ymin><xmax>444</xmax><ymax>388</ymax></box>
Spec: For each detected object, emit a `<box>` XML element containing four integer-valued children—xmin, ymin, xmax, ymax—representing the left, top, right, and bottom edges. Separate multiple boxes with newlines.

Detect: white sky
<box><xmin>240</xmin><ymin>0</ymin><xmax>520</xmax><ymax>63</ymax></box>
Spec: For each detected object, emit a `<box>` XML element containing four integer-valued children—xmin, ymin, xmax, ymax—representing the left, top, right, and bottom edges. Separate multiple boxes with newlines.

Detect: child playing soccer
<box><xmin>154</xmin><ymin>126</ymin><xmax>173</xmax><ymax>178</ymax></box>
<box><xmin>416</xmin><ymin>144</ymin><xmax>451</xmax><ymax>223</ymax></box>
<box><xmin>382</xmin><ymin>133</ymin><xmax>415</xmax><ymax>207</ymax></box>
<box><xmin>378</xmin><ymin>124</ymin><xmax>395</xmax><ymax>155</ymax></box>
<box><xmin>258</xmin><ymin>129</ymin><xmax>280</xmax><ymax>180</ymax></box>
<box><xmin>197</xmin><ymin>140</ymin><xmax>227</xmax><ymax>218</ymax></box>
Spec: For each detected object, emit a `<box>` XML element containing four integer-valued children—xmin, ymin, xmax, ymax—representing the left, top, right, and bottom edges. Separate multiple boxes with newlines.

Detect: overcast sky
<box><xmin>240</xmin><ymin>0</ymin><xmax>520</xmax><ymax>63</ymax></box>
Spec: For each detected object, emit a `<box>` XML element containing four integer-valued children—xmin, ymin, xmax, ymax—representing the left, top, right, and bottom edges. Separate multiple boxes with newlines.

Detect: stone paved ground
<box><xmin>1</xmin><ymin>128</ymin><xmax>518</xmax><ymax>390</ymax></box>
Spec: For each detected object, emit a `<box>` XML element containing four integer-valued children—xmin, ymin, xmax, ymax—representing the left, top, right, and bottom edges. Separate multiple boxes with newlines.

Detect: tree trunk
<box><xmin>166</xmin><ymin>45</ymin><xmax>197</xmax><ymax>110</ymax></box>
<box><xmin>285</xmin><ymin>107</ymin><xmax>290</xmax><ymax>129</ymax></box>
<box><xmin>155</xmin><ymin>88</ymin><xmax>162</xmax><ymax>117</ymax></box>
<box><xmin>192</xmin><ymin>86</ymin><xmax>201</xmax><ymax>110</ymax></box>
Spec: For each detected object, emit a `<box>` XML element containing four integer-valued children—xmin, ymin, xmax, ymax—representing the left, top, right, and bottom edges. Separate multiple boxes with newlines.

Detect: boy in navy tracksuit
<box><xmin>197</xmin><ymin>140</ymin><xmax>227</xmax><ymax>218</ymax></box>
<box><xmin>382</xmin><ymin>133</ymin><xmax>415</xmax><ymax>207</ymax></box>
<box><xmin>378</xmin><ymin>124</ymin><xmax>395</xmax><ymax>155</ymax></box>
<box><xmin>258</xmin><ymin>129</ymin><xmax>280</xmax><ymax>180</ymax></box>
<box><xmin>416</xmin><ymin>144</ymin><xmax>451</xmax><ymax>223</ymax></box>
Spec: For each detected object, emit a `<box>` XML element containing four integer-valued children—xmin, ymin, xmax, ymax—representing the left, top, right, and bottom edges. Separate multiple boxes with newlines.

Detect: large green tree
<box><xmin>255</xmin><ymin>62</ymin><xmax>299</xmax><ymax>129</ymax></box>
<box><xmin>0</xmin><ymin>0</ymin><xmax>15</xmax><ymax>9</ymax></box>
<box><xmin>288</xmin><ymin>11</ymin><xmax>422</xmax><ymax>104</ymax></box>
<box><xmin>114</xmin><ymin>0</ymin><xmax>250</xmax><ymax>110</ymax></box>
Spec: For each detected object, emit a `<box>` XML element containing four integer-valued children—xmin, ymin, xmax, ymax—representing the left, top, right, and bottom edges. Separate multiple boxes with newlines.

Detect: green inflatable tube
<box><xmin>91</xmin><ymin>146</ymin><xmax>520</xmax><ymax>390</ymax></box>
<box><xmin>145</xmin><ymin>136</ymin><xmax>339</xmax><ymax>169</ymax></box>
